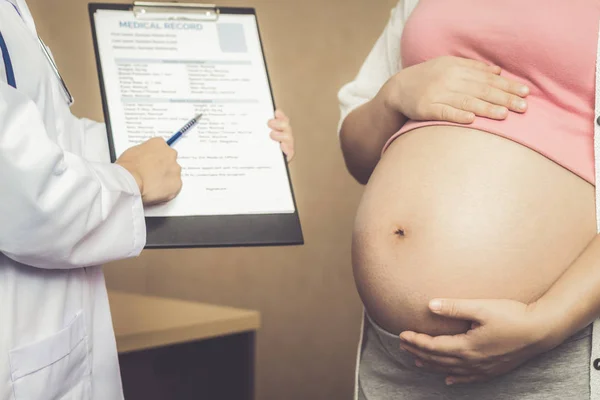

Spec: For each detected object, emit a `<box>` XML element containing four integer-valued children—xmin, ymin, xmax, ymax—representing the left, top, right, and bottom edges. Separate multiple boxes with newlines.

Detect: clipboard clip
<box><xmin>133</xmin><ymin>2</ymin><xmax>219</xmax><ymax>21</ymax></box>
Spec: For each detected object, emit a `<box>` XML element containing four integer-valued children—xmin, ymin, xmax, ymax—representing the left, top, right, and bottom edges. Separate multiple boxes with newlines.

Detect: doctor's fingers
<box><xmin>268</xmin><ymin>119</ymin><xmax>291</xmax><ymax>133</ymax></box>
<box><xmin>143</xmin><ymin>173</ymin><xmax>182</xmax><ymax>205</ymax></box>
<box><xmin>139</xmin><ymin>144</ymin><xmax>182</xmax><ymax>204</ymax></box>
<box><xmin>270</xmin><ymin>129</ymin><xmax>293</xmax><ymax>141</ymax></box>
<box><xmin>167</xmin><ymin>174</ymin><xmax>183</xmax><ymax>201</ymax></box>
<box><xmin>274</xmin><ymin>109</ymin><xmax>290</xmax><ymax>122</ymax></box>
<box><xmin>281</xmin><ymin>143</ymin><xmax>295</xmax><ymax>162</ymax></box>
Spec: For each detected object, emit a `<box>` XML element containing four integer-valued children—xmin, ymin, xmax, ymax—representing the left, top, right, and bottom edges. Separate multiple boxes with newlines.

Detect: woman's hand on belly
<box><xmin>390</xmin><ymin>56</ymin><xmax>529</xmax><ymax>123</ymax></box>
<box><xmin>397</xmin><ymin>298</ymin><xmax>558</xmax><ymax>385</ymax></box>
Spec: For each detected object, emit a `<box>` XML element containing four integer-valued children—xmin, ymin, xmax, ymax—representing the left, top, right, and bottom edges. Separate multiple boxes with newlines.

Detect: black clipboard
<box><xmin>88</xmin><ymin>2</ymin><xmax>303</xmax><ymax>249</ymax></box>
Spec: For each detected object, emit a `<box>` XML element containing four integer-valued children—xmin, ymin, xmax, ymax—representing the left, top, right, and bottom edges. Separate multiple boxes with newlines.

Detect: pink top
<box><xmin>384</xmin><ymin>0</ymin><xmax>600</xmax><ymax>184</ymax></box>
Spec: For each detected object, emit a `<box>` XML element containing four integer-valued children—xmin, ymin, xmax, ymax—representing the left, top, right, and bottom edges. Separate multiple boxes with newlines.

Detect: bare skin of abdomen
<box><xmin>353</xmin><ymin>125</ymin><xmax>597</xmax><ymax>336</ymax></box>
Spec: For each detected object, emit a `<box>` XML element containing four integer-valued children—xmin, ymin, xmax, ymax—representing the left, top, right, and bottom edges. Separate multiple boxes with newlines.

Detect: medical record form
<box><xmin>89</xmin><ymin>3</ymin><xmax>303</xmax><ymax>248</ymax></box>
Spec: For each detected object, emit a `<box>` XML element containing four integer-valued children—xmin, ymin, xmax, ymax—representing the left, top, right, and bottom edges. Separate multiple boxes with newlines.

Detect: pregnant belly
<box><xmin>353</xmin><ymin>126</ymin><xmax>596</xmax><ymax>336</ymax></box>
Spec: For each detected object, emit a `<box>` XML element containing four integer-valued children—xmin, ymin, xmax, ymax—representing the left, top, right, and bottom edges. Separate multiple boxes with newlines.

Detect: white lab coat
<box><xmin>0</xmin><ymin>1</ymin><xmax>146</xmax><ymax>399</ymax></box>
<box><xmin>339</xmin><ymin>1</ymin><xmax>600</xmax><ymax>399</ymax></box>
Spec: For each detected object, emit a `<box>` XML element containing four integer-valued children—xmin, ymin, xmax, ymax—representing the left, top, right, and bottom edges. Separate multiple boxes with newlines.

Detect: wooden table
<box><xmin>109</xmin><ymin>291</ymin><xmax>261</xmax><ymax>400</ymax></box>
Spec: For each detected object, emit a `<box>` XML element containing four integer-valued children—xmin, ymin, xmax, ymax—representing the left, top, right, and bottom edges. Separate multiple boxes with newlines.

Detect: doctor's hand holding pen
<box><xmin>116</xmin><ymin>137</ymin><xmax>183</xmax><ymax>206</ymax></box>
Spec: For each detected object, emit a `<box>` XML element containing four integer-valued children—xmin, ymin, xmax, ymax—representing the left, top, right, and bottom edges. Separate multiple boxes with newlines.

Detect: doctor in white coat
<box><xmin>0</xmin><ymin>0</ymin><xmax>183</xmax><ymax>399</ymax></box>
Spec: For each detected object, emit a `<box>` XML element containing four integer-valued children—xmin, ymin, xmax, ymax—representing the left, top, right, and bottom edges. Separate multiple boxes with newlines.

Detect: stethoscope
<box><xmin>0</xmin><ymin>0</ymin><xmax>73</xmax><ymax>105</ymax></box>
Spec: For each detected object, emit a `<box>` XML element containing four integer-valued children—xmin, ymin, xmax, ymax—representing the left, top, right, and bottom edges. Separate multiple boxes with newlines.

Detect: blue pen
<box><xmin>166</xmin><ymin>113</ymin><xmax>203</xmax><ymax>146</ymax></box>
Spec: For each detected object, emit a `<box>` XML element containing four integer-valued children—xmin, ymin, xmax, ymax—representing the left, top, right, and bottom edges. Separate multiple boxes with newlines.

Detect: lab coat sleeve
<box><xmin>0</xmin><ymin>81</ymin><xmax>146</xmax><ymax>269</ymax></box>
<box><xmin>337</xmin><ymin>2</ymin><xmax>407</xmax><ymax>134</ymax></box>
<box><xmin>81</xmin><ymin>118</ymin><xmax>112</xmax><ymax>164</ymax></box>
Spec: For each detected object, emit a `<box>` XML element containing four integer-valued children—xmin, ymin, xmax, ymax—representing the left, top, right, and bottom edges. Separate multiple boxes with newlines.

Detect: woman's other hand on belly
<box><xmin>389</xmin><ymin>56</ymin><xmax>529</xmax><ymax>123</ymax></box>
<box><xmin>397</xmin><ymin>297</ymin><xmax>561</xmax><ymax>385</ymax></box>
<box><xmin>339</xmin><ymin>56</ymin><xmax>531</xmax><ymax>184</ymax></box>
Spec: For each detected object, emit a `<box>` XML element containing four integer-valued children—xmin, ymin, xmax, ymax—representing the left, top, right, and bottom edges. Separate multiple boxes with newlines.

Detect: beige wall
<box><xmin>26</xmin><ymin>0</ymin><xmax>397</xmax><ymax>398</ymax></box>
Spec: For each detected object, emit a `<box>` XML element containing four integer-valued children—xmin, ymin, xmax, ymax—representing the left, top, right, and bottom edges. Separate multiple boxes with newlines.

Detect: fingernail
<box><xmin>415</xmin><ymin>360</ymin><xmax>424</xmax><ymax>368</ymax></box>
<box><xmin>493</xmin><ymin>107</ymin><xmax>508</xmax><ymax>117</ymax></box>
<box><xmin>517</xmin><ymin>99</ymin><xmax>527</xmax><ymax>111</ymax></box>
<box><xmin>446</xmin><ymin>379</ymin><xmax>454</xmax><ymax>386</ymax></box>
<box><xmin>430</xmin><ymin>300</ymin><xmax>442</xmax><ymax>312</ymax></box>
<box><xmin>519</xmin><ymin>86</ymin><xmax>529</xmax><ymax>96</ymax></box>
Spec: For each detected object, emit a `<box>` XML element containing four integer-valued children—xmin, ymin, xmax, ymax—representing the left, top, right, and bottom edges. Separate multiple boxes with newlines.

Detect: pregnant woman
<box><xmin>338</xmin><ymin>0</ymin><xmax>600</xmax><ymax>399</ymax></box>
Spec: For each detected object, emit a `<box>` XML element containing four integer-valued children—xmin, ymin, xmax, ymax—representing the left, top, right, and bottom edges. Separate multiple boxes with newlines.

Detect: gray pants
<box><xmin>356</xmin><ymin>312</ymin><xmax>592</xmax><ymax>400</ymax></box>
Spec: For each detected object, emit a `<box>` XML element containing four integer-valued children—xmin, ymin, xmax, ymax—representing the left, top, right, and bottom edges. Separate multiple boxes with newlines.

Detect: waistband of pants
<box><xmin>364</xmin><ymin>311</ymin><xmax>592</xmax><ymax>372</ymax></box>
